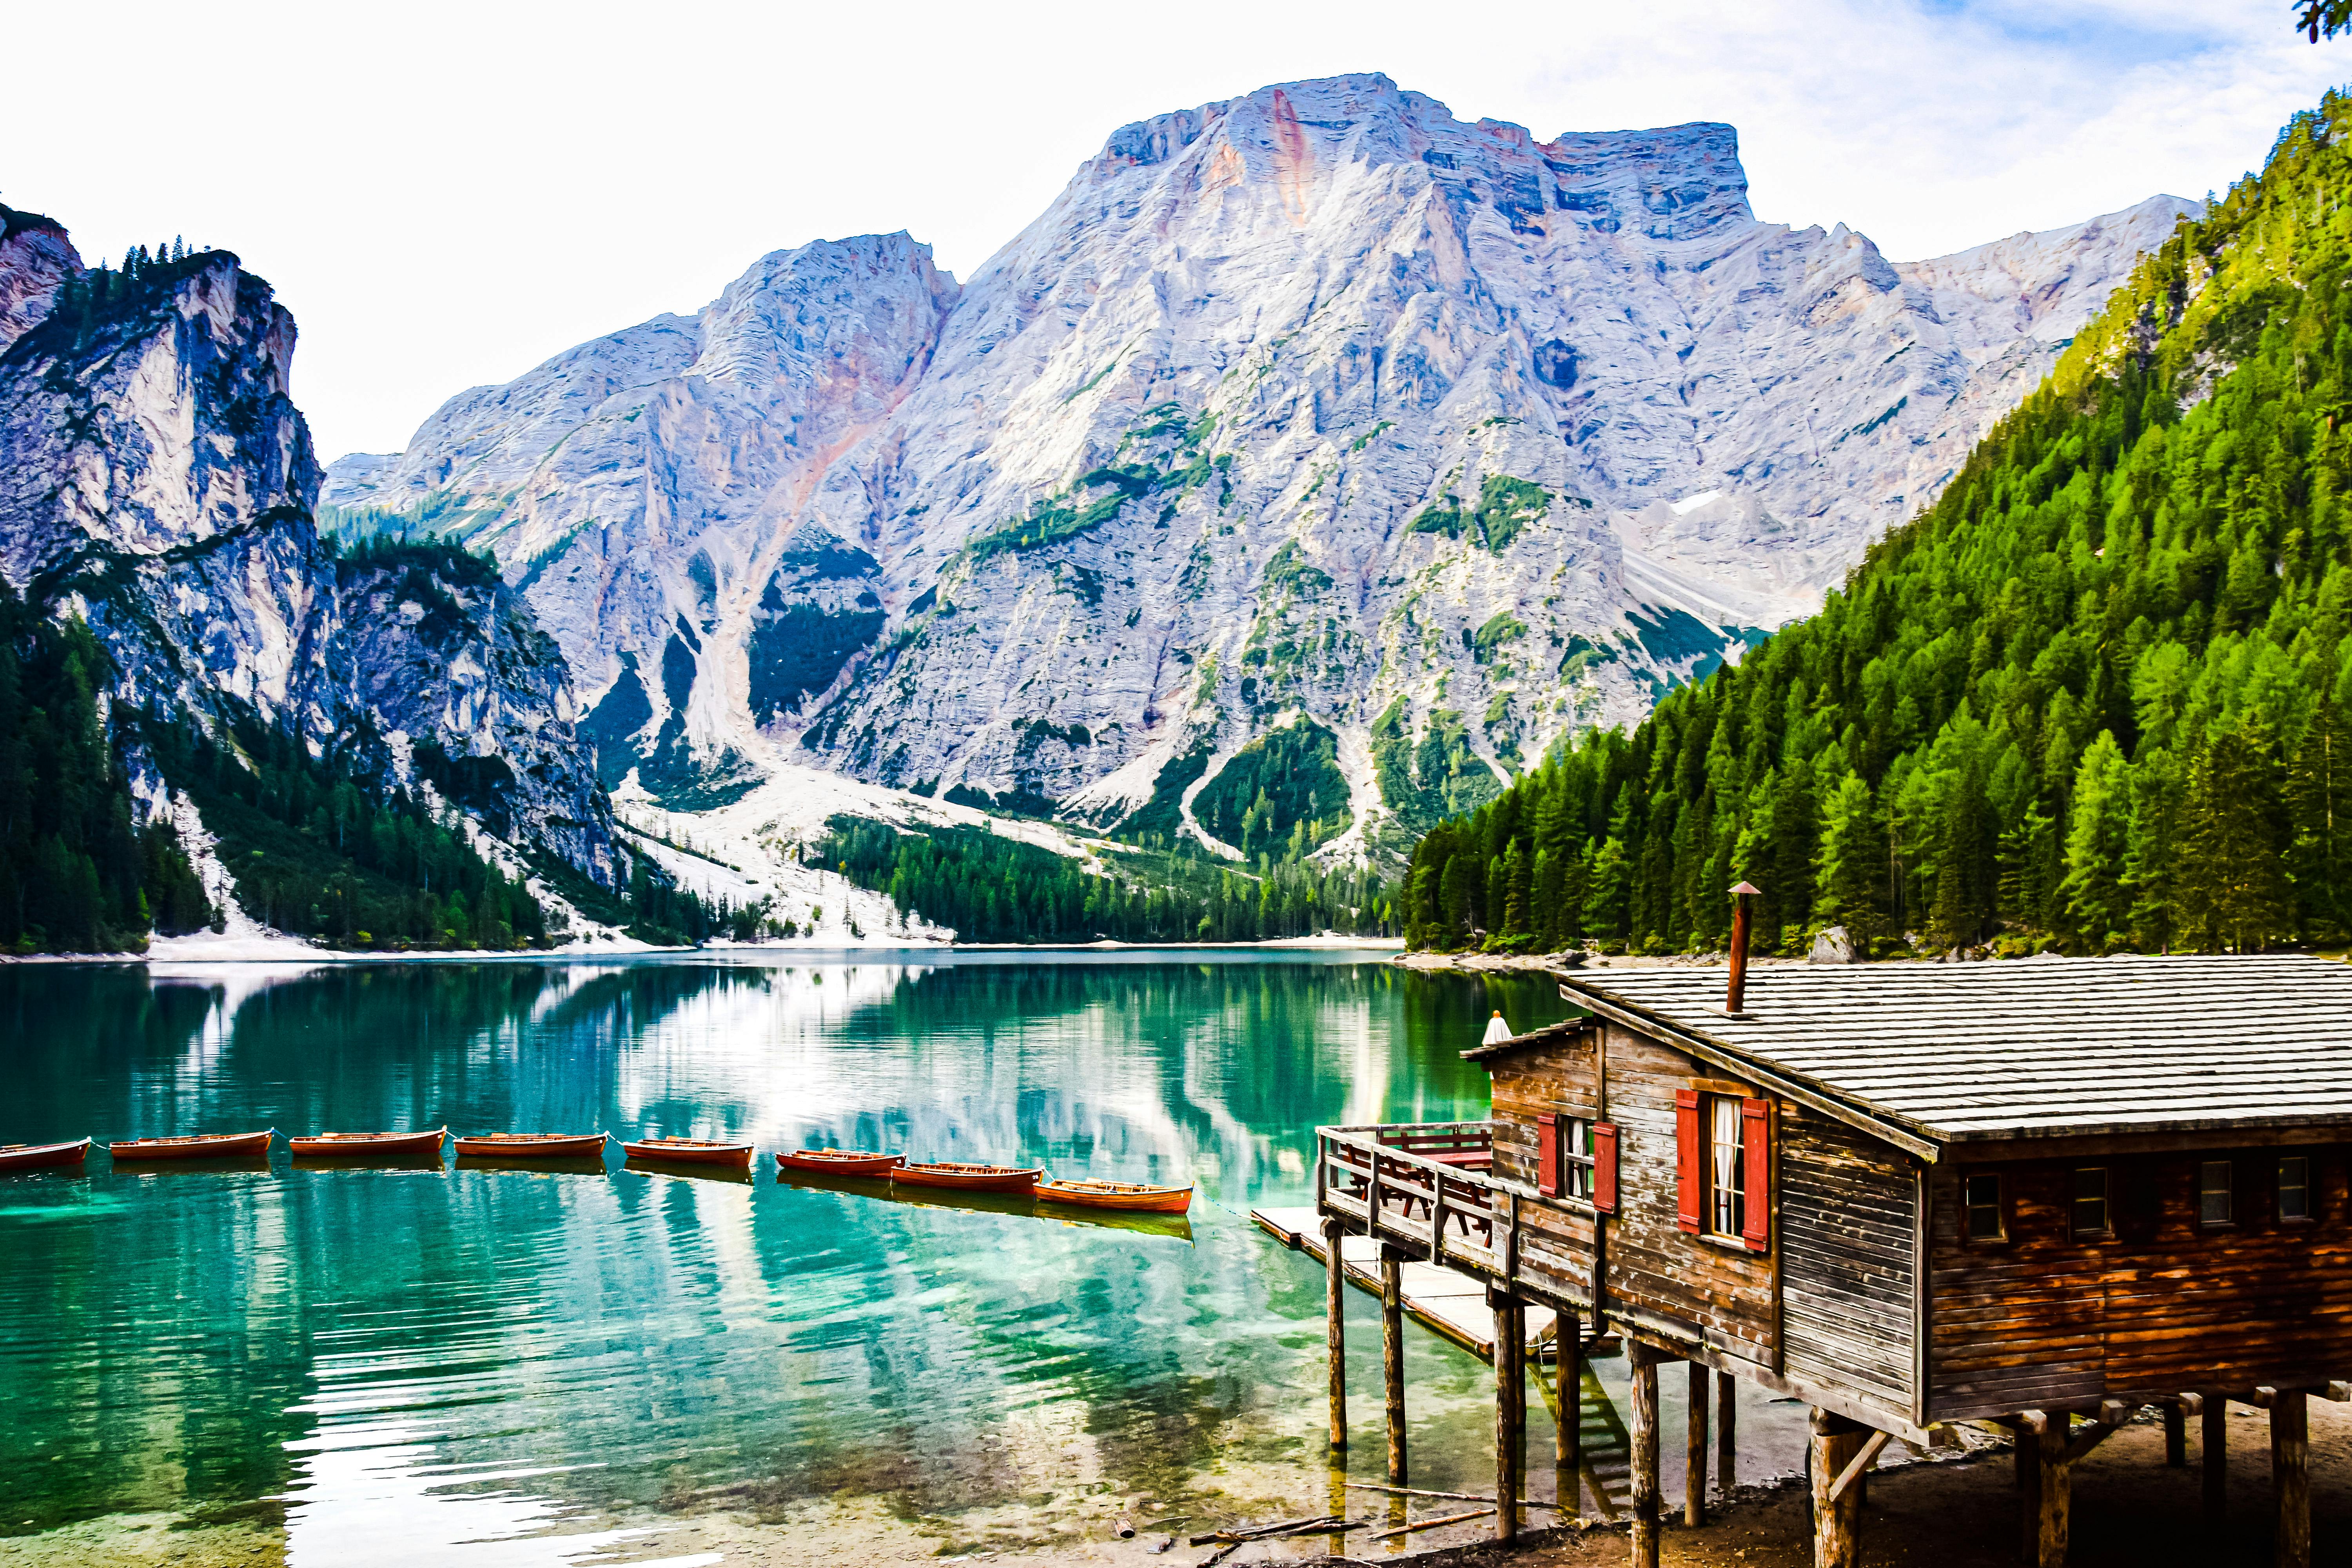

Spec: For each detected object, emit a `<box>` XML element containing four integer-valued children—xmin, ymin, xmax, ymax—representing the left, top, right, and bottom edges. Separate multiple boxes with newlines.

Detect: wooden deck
<box><xmin>1251</xmin><ymin>1204</ymin><xmax>1615</xmax><ymax>1364</ymax></box>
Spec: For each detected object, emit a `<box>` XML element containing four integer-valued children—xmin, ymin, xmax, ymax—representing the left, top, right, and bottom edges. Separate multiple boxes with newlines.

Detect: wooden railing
<box><xmin>1317</xmin><ymin>1122</ymin><xmax>1514</xmax><ymax>1277</ymax></box>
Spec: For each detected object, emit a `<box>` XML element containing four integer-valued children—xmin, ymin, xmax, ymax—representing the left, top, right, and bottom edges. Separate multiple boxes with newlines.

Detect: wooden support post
<box><xmin>2015</xmin><ymin>1426</ymin><xmax>2042</xmax><ymax>1564</ymax></box>
<box><xmin>1630</xmin><ymin>1342</ymin><xmax>1662</xmax><ymax>1568</ymax></box>
<box><xmin>2273</xmin><ymin>1389</ymin><xmax>2310</xmax><ymax>1568</ymax></box>
<box><xmin>2203</xmin><ymin>1397</ymin><xmax>2227</xmax><ymax>1520</ymax></box>
<box><xmin>1488</xmin><ymin>1287</ymin><xmax>1523</xmax><ymax>1543</ymax></box>
<box><xmin>1556</xmin><ymin>1310</ymin><xmax>1581</xmax><ymax>1510</ymax></box>
<box><xmin>1380</xmin><ymin>1247</ymin><xmax>1406</xmax><ymax>1484</ymax></box>
<box><xmin>2037</xmin><ymin>1424</ymin><xmax>2072</xmax><ymax>1568</ymax></box>
<box><xmin>1717</xmin><ymin>1368</ymin><xmax>1738</xmax><ymax>1493</ymax></box>
<box><xmin>1322</xmin><ymin>1218</ymin><xmax>1347</xmax><ymax>1451</ymax></box>
<box><xmin>1686</xmin><ymin>1360</ymin><xmax>1710</xmax><ymax>1526</ymax></box>
<box><xmin>1809</xmin><ymin>1408</ymin><xmax>1864</xmax><ymax>1568</ymax></box>
<box><xmin>2164</xmin><ymin>1403</ymin><xmax>2186</xmax><ymax>1467</ymax></box>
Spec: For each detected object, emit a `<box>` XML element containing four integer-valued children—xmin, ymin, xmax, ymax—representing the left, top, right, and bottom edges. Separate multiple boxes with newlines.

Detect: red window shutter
<box><xmin>1741</xmin><ymin>1097</ymin><xmax>1771</xmax><ymax>1252</ymax></box>
<box><xmin>1592</xmin><ymin>1122</ymin><xmax>1619</xmax><ymax>1213</ymax></box>
<box><xmin>1537</xmin><ymin>1112</ymin><xmax>1560</xmax><ymax>1197</ymax></box>
<box><xmin>1675</xmin><ymin>1089</ymin><xmax>1703</xmax><ymax>1234</ymax></box>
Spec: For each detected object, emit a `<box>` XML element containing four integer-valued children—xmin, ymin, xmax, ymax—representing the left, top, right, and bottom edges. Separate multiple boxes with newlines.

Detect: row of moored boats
<box><xmin>0</xmin><ymin>1131</ymin><xmax>1193</xmax><ymax>1213</ymax></box>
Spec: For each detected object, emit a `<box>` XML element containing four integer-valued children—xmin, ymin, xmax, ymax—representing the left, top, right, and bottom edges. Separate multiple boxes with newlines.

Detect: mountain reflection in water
<box><xmin>0</xmin><ymin>952</ymin><xmax>1808</xmax><ymax>1556</ymax></box>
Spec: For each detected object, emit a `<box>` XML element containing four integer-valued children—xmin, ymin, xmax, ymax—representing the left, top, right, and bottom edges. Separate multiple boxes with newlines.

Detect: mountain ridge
<box><xmin>323</xmin><ymin>72</ymin><xmax>2196</xmax><ymax>873</ymax></box>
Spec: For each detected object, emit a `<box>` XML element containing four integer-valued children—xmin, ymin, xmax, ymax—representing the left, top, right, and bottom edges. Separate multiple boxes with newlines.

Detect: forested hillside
<box><xmin>1405</xmin><ymin>95</ymin><xmax>2352</xmax><ymax>960</ymax></box>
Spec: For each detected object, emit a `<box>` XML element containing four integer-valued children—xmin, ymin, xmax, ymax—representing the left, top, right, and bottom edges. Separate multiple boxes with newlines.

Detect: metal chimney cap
<box><xmin>1728</xmin><ymin>881</ymin><xmax>1762</xmax><ymax>896</ymax></box>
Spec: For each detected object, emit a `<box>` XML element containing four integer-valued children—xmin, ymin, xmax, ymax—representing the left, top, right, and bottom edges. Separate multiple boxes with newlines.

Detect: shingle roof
<box><xmin>1548</xmin><ymin>954</ymin><xmax>2352</xmax><ymax>1144</ymax></box>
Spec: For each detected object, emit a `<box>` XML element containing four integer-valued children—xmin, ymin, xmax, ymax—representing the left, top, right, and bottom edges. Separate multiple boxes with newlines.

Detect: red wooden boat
<box><xmin>1035</xmin><ymin>1178</ymin><xmax>1194</xmax><ymax>1214</ymax></box>
<box><xmin>109</xmin><ymin>1130</ymin><xmax>274</xmax><ymax>1161</ymax></box>
<box><xmin>622</xmin><ymin>1136</ymin><xmax>753</xmax><ymax>1169</ymax></box>
<box><xmin>290</xmin><ymin>1128</ymin><xmax>448</xmax><ymax>1156</ymax></box>
<box><xmin>0</xmin><ymin>1138</ymin><xmax>92</xmax><ymax>1172</ymax></box>
<box><xmin>452</xmin><ymin>1132</ymin><xmax>608</xmax><ymax>1159</ymax></box>
<box><xmin>891</xmin><ymin>1161</ymin><xmax>1041</xmax><ymax>1194</ymax></box>
<box><xmin>776</xmin><ymin>1149</ymin><xmax>904</xmax><ymax>1176</ymax></box>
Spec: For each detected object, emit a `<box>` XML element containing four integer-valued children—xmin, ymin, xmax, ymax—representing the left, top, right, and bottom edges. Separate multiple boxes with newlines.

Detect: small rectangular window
<box><xmin>2199</xmin><ymin>1160</ymin><xmax>2234</xmax><ymax>1227</ymax></box>
<box><xmin>2280</xmin><ymin>1156</ymin><xmax>2312</xmax><ymax>1222</ymax></box>
<box><xmin>1707</xmin><ymin>1096</ymin><xmax>1746</xmax><ymax>1238</ymax></box>
<box><xmin>2073</xmin><ymin>1167</ymin><xmax>2111</xmax><ymax>1238</ymax></box>
<box><xmin>1563</xmin><ymin>1118</ymin><xmax>1595</xmax><ymax>1201</ymax></box>
<box><xmin>1964</xmin><ymin>1172</ymin><xmax>2005</xmax><ymax>1240</ymax></box>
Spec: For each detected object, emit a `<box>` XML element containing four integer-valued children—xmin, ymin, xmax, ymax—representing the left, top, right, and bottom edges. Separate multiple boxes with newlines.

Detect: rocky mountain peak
<box><xmin>321</xmin><ymin>74</ymin><xmax>2199</xmax><ymax>871</ymax></box>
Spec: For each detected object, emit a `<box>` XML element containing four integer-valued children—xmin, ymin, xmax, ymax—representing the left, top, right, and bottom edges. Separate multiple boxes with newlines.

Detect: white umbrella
<box><xmin>1481</xmin><ymin>1010</ymin><xmax>1513</xmax><ymax>1046</ymax></box>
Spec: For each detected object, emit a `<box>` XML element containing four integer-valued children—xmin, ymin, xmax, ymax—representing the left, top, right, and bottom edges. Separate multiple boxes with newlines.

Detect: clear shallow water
<box><xmin>0</xmin><ymin>952</ymin><xmax>1802</xmax><ymax>1559</ymax></box>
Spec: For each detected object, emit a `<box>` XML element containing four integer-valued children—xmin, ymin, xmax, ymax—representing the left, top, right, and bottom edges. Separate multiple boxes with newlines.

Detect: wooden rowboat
<box><xmin>621</xmin><ymin>1136</ymin><xmax>753</xmax><ymax>1168</ymax></box>
<box><xmin>109</xmin><ymin>1130</ymin><xmax>274</xmax><ymax>1161</ymax></box>
<box><xmin>891</xmin><ymin>1161</ymin><xmax>1041</xmax><ymax>1194</ymax></box>
<box><xmin>1035</xmin><ymin>1178</ymin><xmax>1194</xmax><ymax>1214</ymax></box>
<box><xmin>452</xmin><ymin>1132</ymin><xmax>608</xmax><ymax>1159</ymax></box>
<box><xmin>776</xmin><ymin>1149</ymin><xmax>904</xmax><ymax>1176</ymax></box>
<box><xmin>290</xmin><ymin>1128</ymin><xmax>448</xmax><ymax>1156</ymax></box>
<box><xmin>0</xmin><ymin>1138</ymin><xmax>92</xmax><ymax>1172</ymax></box>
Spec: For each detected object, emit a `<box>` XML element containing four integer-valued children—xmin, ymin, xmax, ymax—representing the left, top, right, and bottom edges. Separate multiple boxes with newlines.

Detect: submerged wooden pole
<box><xmin>1322</xmin><ymin>1216</ymin><xmax>1347</xmax><ymax>1451</ymax></box>
<box><xmin>2202</xmin><ymin>1398</ymin><xmax>2227</xmax><ymax>1519</ymax></box>
<box><xmin>2274</xmin><ymin>1389</ymin><xmax>2310</xmax><ymax>1568</ymax></box>
<box><xmin>1488</xmin><ymin>1287</ymin><xmax>1523</xmax><ymax>1542</ymax></box>
<box><xmin>1686</xmin><ymin>1360</ymin><xmax>1710</xmax><ymax>1525</ymax></box>
<box><xmin>1717</xmin><ymin>1368</ymin><xmax>1738</xmax><ymax>1492</ymax></box>
<box><xmin>1809</xmin><ymin>1408</ymin><xmax>1864</xmax><ymax>1568</ymax></box>
<box><xmin>1629</xmin><ymin>1343</ymin><xmax>1662</xmax><ymax>1568</ymax></box>
<box><xmin>1556</xmin><ymin>1310</ymin><xmax>1581</xmax><ymax>1511</ymax></box>
<box><xmin>1381</xmin><ymin>1246</ymin><xmax>1407</xmax><ymax>1484</ymax></box>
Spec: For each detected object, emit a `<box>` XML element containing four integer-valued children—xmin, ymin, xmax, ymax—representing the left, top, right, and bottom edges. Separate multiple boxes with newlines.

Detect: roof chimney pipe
<box><xmin>1726</xmin><ymin>882</ymin><xmax>1761</xmax><ymax>1014</ymax></box>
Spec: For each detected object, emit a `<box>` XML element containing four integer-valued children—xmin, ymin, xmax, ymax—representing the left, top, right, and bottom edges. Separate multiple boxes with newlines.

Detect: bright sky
<box><xmin>5</xmin><ymin>0</ymin><xmax>2342</xmax><ymax>461</ymax></box>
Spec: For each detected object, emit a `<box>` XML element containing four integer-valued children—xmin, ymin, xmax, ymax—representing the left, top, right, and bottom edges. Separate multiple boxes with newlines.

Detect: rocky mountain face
<box><xmin>326</xmin><ymin>73</ymin><xmax>2195</xmax><ymax>864</ymax></box>
<box><xmin>0</xmin><ymin>222</ymin><xmax>623</xmax><ymax>898</ymax></box>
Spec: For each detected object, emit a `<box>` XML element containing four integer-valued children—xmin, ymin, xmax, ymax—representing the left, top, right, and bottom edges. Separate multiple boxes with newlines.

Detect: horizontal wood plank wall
<box><xmin>1779</xmin><ymin>1107</ymin><xmax>1917</xmax><ymax>1416</ymax></box>
<box><xmin>1490</xmin><ymin>1036</ymin><xmax>1599</xmax><ymax>1301</ymax></box>
<box><xmin>1595</xmin><ymin>1024</ymin><xmax>1776</xmax><ymax>1362</ymax></box>
<box><xmin>1927</xmin><ymin>1146</ymin><xmax>2352</xmax><ymax>1419</ymax></box>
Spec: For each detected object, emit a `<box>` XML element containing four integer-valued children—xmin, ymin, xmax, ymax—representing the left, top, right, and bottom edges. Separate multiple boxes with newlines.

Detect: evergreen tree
<box><xmin>2060</xmin><ymin>732</ymin><xmax>2134</xmax><ymax>948</ymax></box>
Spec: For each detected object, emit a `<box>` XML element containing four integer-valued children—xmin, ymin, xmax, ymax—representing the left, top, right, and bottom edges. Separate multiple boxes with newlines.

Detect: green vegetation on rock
<box><xmin>1408</xmin><ymin>474</ymin><xmax>1552</xmax><ymax>554</ymax></box>
<box><xmin>1194</xmin><ymin>719</ymin><xmax>1352</xmax><ymax>860</ymax></box>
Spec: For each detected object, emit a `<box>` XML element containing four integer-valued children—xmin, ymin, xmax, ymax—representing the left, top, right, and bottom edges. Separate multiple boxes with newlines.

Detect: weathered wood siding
<box><xmin>1779</xmin><ymin>1108</ymin><xmax>1916</xmax><ymax>1415</ymax></box>
<box><xmin>1488</xmin><ymin>1033</ymin><xmax>1600</xmax><ymax>1305</ymax></box>
<box><xmin>1927</xmin><ymin>1146</ymin><xmax>2352</xmax><ymax>1419</ymax></box>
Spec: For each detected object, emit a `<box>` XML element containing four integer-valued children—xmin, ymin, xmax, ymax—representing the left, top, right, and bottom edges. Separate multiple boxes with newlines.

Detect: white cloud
<box><xmin>5</xmin><ymin>0</ymin><xmax>2342</xmax><ymax>460</ymax></box>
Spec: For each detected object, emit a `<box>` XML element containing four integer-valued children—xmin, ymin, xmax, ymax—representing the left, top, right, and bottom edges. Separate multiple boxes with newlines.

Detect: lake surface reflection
<box><xmin>0</xmin><ymin>952</ymin><xmax>1801</xmax><ymax>1561</ymax></box>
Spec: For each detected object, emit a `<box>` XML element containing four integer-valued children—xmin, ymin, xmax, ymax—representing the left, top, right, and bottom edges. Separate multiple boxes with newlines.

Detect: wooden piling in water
<box><xmin>1686</xmin><ymin>1359</ymin><xmax>1709</xmax><ymax>1526</ymax></box>
<box><xmin>1717</xmin><ymin>1368</ymin><xmax>1737</xmax><ymax>1492</ymax></box>
<box><xmin>2015</xmin><ymin>1423</ymin><xmax>2042</xmax><ymax>1564</ymax></box>
<box><xmin>1629</xmin><ymin>1341</ymin><xmax>1661</xmax><ymax>1568</ymax></box>
<box><xmin>1488</xmin><ymin>1286</ymin><xmax>1523</xmax><ymax>1542</ymax></box>
<box><xmin>2035</xmin><ymin>1423</ymin><xmax>2072</xmax><ymax>1568</ymax></box>
<box><xmin>1381</xmin><ymin>1245</ymin><xmax>1406</xmax><ymax>1484</ymax></box>
<box><xmin>1322</xmin><ymin>1216</ymin><xmax>1347</xmax><ymax>1451</ymax></box>
<box><xmin>1555</xmin><ymin>1309</ymin><xmax>1580</xmax><ymax>1511</ymax></box>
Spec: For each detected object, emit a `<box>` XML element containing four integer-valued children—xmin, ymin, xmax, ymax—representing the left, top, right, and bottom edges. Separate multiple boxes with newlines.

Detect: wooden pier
<box><xmin>1250</xmin><ymin>1204</ymin><xmax>1612</xmax><ymax>1363</ymax></box>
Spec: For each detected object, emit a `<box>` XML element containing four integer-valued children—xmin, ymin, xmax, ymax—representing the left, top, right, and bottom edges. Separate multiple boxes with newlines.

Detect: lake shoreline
<box><xmin>1</xmin><ymin>933</ymin><xmax>1408</xmax><ymax>968</ymax></box>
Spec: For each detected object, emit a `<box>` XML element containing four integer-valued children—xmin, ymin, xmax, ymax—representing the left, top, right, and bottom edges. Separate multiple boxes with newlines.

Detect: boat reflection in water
<box><xmin>778</xmin><ymin>1168</ymin><xmax>1195</xmax><ymax>1243</ymax></box>
<box><xmin>622</xmin><ymin>1156</ymin><xmax>755</xmax><ymax>1187</ymax></box>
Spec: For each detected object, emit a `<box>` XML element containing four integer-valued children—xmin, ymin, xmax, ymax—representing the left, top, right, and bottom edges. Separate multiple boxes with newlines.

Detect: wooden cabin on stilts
<box><xmin>1317</xmin><ymin>886</ymin><xmax>2352</xmax><ymax>1568</ymax></box>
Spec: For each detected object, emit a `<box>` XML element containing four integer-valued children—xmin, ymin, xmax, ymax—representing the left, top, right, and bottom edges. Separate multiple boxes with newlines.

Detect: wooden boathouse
<box><xmin>1315</xmin><ymin>945</ymin><xmax>2352</xmax><ymax>1568</ymax></box>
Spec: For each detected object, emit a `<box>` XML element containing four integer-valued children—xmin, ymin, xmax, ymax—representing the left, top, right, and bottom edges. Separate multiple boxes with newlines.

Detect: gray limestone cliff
<box><xmin>0</xmin><ymin>230</ymin><xmax>622</xmax><ymax>893</ymax></box>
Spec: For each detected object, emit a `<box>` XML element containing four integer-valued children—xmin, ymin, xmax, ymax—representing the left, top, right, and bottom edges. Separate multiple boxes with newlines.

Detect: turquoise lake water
<box><xmin>0</xmin><ymin>952</ymin><xmax>1805</xmax><ymax>1563</ymax></box>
